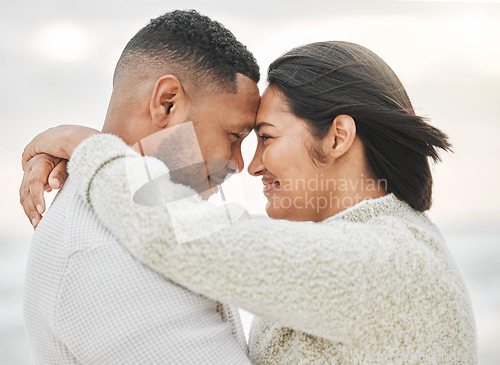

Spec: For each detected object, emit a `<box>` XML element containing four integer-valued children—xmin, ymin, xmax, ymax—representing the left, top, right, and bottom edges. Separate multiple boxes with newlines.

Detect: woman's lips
<box><xmin>263</xmin><ymin>181</ymin><xmax>280</xmax><ymax>193</ymax></box>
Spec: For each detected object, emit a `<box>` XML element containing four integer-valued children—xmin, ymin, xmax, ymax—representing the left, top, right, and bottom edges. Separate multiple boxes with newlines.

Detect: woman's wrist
<box><xmin>65</xmin><ymin>127</ymin><xmax>100</xmax><ymax>158</ymax></box>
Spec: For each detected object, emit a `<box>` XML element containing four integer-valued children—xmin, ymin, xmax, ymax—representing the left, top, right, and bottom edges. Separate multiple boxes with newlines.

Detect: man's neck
<box><xmin>101</xmin><ymin>115</ymin><xmax>139</xmax><ymax>146</ymax></box>
<box><xmin>101</xmin><ymin>88</ymin><xmax>147</xmax><ymax>146</ymax></box>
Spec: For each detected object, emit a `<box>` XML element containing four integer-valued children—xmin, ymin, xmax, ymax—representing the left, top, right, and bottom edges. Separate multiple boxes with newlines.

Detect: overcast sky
<box><xmin>1</xmin><ymin>0</ymin><xmax>500</xmax><ymax>234</ymax></box>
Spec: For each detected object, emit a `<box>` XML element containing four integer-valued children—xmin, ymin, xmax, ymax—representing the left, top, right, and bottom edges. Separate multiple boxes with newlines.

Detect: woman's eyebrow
<box><xmin>255</xmin><ymin>122</ymin><xmax>275</xmax><ymax>133</ymax></box>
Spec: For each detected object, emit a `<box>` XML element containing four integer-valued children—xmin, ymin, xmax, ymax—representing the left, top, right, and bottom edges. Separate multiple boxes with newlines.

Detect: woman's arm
<box><xmin>69</xmin><ymin>133</ymin><xmax>426</xmax><ymax>344</ymax></box>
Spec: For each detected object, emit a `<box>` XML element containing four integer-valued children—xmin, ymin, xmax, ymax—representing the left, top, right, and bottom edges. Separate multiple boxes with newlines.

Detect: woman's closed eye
<box><xmin>258</xmin><ymin>134</ymin><xmax>271</xmax><ymax>143</ymax></box>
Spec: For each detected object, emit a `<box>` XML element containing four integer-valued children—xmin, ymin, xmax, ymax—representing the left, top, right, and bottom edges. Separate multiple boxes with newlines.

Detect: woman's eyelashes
<box><xmin>258</xmin><ymin>134</ymin><xmax>271</xmax><ymax>143</ymax></box>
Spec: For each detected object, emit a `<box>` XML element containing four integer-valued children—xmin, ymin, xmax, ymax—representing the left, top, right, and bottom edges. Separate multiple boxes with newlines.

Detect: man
<box><xmin>21</xmin><ymin>10</ymin><xmax>260</xmax><ymax>364</ymax></box>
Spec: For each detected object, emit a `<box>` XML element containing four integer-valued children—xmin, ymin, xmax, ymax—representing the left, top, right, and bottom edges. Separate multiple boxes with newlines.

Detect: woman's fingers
<box><xmin>48</xmin><ymin>160</ymin><xmax>68</xmax><ymax>189</ymax></box>
<box><xmin>20</xmin><ymin>154</ymin><xmax>63</xmax><ymax>228</ymax></box>
<box><xmin>20</xmin><ymin>171</ymin><xmax>41</xmax><ymax>229</ymax></box>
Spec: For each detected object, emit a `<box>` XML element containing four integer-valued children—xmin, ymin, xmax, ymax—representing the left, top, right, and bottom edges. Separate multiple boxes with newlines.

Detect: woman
<box><xmin>23</xmin><ymin>42</ymin><xmax>477</xmax><ymax>364</ymax></box>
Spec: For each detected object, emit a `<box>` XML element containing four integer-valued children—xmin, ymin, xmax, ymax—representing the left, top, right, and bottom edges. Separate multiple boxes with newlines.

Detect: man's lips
<box><xmin>208</xmin><ymin>174</ymin><xmax>225</xmax><ymax>186</ymax></box>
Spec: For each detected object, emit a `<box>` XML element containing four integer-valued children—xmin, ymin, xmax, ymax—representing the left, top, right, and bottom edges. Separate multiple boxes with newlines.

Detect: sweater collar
<box><xmin>323</xmin><ymin>193</ymin><xmax>412</xmax><ymax>224</ymax></box>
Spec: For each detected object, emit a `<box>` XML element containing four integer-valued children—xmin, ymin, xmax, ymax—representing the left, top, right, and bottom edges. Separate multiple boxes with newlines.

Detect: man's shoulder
<box><xmin>28</xmin><ymin>176</ymin><xmax>142</xmax><ymax>283</ymax></box>
<box><xmin>37</xmin><ymin>177</ymin><xmax>118</xmax><ymax>252</ymax></box>
<box><xmin>34</xmin><ymin>178</ymin><xmax>181</xmax><ymax>284</ymax></box>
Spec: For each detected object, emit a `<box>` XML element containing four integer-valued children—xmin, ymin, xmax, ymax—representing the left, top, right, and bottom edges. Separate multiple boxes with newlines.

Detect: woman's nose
<box><xmin>248</xmin><ymin>142</ymin><xmax>265</xmax><ymax>176</ymax></box>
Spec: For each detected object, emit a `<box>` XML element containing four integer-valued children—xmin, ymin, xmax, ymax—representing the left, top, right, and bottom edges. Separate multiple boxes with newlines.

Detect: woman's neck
<box><xmin>315</xmin><ymin>168</ymin><xmax>388</xmax><ymax>222</ymax></box>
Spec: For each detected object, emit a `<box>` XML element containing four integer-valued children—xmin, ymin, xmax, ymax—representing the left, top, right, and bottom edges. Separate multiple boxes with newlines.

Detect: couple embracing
<box><xmin>20</xmin><ymin>9</ymin><xmax>477</xmax><ymax>365</ymax></box>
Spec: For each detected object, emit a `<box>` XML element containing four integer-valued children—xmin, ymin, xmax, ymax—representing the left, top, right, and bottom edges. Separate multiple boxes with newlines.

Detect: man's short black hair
<box><xmin>114</xmin><ymin>10</ymin><xmax>260</xmax><ymax>92</ymax></box>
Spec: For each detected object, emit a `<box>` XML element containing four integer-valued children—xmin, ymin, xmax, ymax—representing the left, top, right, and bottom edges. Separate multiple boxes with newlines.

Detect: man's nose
<box><xmin>229</xmin><ymin>144</ymin><xmax>244</xmax><ymax>174</ymax></box>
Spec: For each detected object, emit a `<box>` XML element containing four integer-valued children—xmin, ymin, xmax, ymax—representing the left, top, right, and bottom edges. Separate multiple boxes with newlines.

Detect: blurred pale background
<box><xmin>1</xmin><ymin>0</ymin><xmax>499</xmax><ymax>363</ymax></box>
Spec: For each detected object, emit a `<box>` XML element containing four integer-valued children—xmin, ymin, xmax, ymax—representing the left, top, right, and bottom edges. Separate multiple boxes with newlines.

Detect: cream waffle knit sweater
<box><xmin>68</xmin><ymin>134</ymin><xmax>478</xmax><ymax>364</ymax></box>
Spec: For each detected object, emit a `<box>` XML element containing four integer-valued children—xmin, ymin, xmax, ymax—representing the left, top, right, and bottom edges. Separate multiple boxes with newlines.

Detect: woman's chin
<box><xmin>265</xmin><ymin>199</ymin><xmax>313</xmax><ymax>222</ymax></box>
<box><xmin>265</xmin><ymin>201</ymin><xmax>290</xmax><ymax>221</ymax></box>
<box><xmin>265</xmin><ymin>201</ymin><xmax>279</xmax><ymax>219</ymax></box>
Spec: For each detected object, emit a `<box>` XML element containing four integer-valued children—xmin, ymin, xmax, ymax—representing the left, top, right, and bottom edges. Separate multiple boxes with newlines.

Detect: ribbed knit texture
<box><xmin>68</xmin><ymin>133</ymin><xmax>478</xmax><ymax>364</ymax></box>
<box><xmin>23</xmin><ymin>158</ymin><xmax>251</xmax><ymax>364</ymax></box>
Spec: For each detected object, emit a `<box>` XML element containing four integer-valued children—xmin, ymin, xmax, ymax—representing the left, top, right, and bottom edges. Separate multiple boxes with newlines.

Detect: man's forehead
<box><xmin>231</xmin><ymin>102</ymin><xmax>260</xmax><ymax>132</ymax></box>
<box><xmin>234</xmin><ymin>74</ymin><xmax>260</xmax><ymax>104</ymax></box>
<box><xmin>225</xmin><ymin>75</ymin><xmax>260</xmax><ymax>133</ymax></box>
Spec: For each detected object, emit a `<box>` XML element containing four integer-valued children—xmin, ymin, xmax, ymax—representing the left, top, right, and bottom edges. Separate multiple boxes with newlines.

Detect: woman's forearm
<box><xmin>22</xmin><ymin>125</ymin><xmax>99</xmax><ymax>170</ymax></box>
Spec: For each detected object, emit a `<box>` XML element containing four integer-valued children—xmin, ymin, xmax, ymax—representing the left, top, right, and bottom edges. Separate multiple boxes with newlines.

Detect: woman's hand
<box><xmin>20</xmin><ymin>125</ymin><xmax>99</xmax><ymax>228</ymax></box>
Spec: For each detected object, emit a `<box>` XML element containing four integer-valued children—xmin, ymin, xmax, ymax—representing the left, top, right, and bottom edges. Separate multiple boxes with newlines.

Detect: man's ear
<box><xmin>323</xmin><ymin>114</ymin><xmax>356</xmax><ymax>159</ymax></box>
<box><xmin>150</xmin><ymin>75</ymin><xmax>187</xmax><ymax>128</ymax></box>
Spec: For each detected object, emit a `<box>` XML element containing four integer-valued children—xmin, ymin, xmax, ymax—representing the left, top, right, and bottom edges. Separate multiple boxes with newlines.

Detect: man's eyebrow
<box><xmin>239</xmin><ymin>128</ymin><xmax>252</xmax><ymax>138</ymax></box>
<box><xmin>254</xmin><ymin>122</ymin><xmax>275</xmax><ymax>133</ymax></box>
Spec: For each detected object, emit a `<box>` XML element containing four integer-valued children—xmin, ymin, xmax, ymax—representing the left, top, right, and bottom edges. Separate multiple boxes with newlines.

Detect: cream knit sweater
<box><xmin>68</xmin><ymin>134</ymin><xmax>478</xmax><ymax>364</ymax></box>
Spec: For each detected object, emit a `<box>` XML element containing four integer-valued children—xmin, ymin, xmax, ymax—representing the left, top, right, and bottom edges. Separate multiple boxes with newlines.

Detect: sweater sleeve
<box><xmin>67</xmin><ymin>133</ymin><xmax>423</xmax><ymax>344</ymax></box>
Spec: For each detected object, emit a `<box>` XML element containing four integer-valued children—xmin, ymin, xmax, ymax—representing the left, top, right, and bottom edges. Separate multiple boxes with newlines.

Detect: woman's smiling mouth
<box><xmin>262</xmin><ymin>179</ymin><xmax>280</xmax><ymax>193</ymax></box>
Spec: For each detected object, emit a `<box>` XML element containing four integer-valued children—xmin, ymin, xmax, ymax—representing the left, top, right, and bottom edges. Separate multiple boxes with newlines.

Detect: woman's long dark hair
<box><xmin>268</xmin><ymin>41</ymin><xmax>451</xmax><ymax>212</ymax></box>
